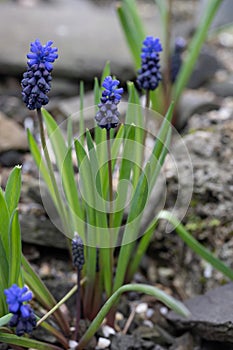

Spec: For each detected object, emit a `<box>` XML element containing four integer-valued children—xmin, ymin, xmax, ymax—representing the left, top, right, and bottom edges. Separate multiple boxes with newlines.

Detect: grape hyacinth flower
<box><xmin>170</xmin><ymin>37</ymin><xmax>186</xmax><ymax>83</ymax></box>
<box><xmin>137</xmin><ymin>36</ymin><xmax>163</xmax><ymax>91</ymax></box>
<box><xmin>4</xmin><ymin>284</ymin><xmax>36</xmax><ymax>336</ymax></box>
<box><xmin>95</xmin><ymin>76</ymin><xmax>124</xmax><ymax>130</ymax></box>
<box><xmin>72</xmin><ymin>234</ymin><xmax>85</xmax><ymax>271</ymax></box>
<box><xmin>21</xmin><ymin>39</ymin><xmax>58</xmax><ymax>110</ymax></box>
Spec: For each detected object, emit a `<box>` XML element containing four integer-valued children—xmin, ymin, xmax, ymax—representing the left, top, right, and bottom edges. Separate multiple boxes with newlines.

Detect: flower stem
<box><xmin>145</xmin><ymin>90</ymin><xmax>150</xmax><ymax>109</ymax></box>
<box><xmin>106</xmin><ymin>128</ymin><xmax>114</xmax><ymax>324</ymax></box>
<box><xmin>74</xmin><ymin>270</ymin><xmax>81</xmax><ymax>341</ymax></box>
<box><xmin>106</xmin><ymin>128</ymin><xmax>113</xmax><ymax>225</ymax></box>
<box><xmin>36</xmin><ymin>108</ymin><xmax>68</xmax><ymax>231</ymax></box>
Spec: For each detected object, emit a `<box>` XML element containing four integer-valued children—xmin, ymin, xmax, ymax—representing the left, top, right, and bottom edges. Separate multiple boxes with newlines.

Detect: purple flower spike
<box><xmin>4</xmin><ymin>284</ymin><xmax>32</xmax><ymax>313</ymax></box>
<box><xmin>137</xmin><ymin>36</ymin><xmax>163</xmax><ymax>91</ymax></box>
<box><xmin>95</xmin><ymin>76</ymin><xmax>123</xmax><ymax>130</ymax></box>
<box><xmin>4</xmin><ymin>284</ymin><xmax>36</xmax><ymax>337</ymax></box>
<box><xmin>21</xmin><ymin>39</ymin><xmax>58</xmax><ymax>110</ymax></box>
<box><xmin>27</xmin><ymin>39</ymin><xmax>58</xmax><ymax>71</ymax></box>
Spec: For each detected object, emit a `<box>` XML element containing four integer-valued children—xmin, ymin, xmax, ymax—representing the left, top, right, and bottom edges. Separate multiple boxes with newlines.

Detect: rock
<box><xmin>207</xmin><ymin>74</ymin><xmax>233</xmax><ymax>97</ymax></box>
<box><xmin>198</xmin><ymin>0</ymin><xmax>233</xmax><ymax>29</ymax></box>
<box><xmin>167</xmin><ymin>283</ymin><xmax>233</xmax><ymax>343</ymax></box>
<box><xmin>169</xmin><ymin>333</ymin><xmax>194</xmax><ymax>350</ymax></box>
<box><xmin>111</xmin><ymin>333</ymin><xmax>155</xmax><ymax>350</ymax></box>
<box><xmin>0</xmin><ymin>0</ymin><xmax>161</xmax><ymax>81</ymax></box>
<box><xmin>176</xmin><ymin>89</ymin><xmax>220</xmax><ymax>130</ymax></box>
<box><xmin>187</xmin><ymin>47</ymin><xmax>222</xmax><ymax>89</ymax></box>
<box><xmin>0</xmin><ymin>112</ymin><xmax>28</xmax><ymax>152</ymax></box>
<box><xmin>0</xmin><ymin>150</ymin><xmax>24</xmax><ymax>167</ymax></box>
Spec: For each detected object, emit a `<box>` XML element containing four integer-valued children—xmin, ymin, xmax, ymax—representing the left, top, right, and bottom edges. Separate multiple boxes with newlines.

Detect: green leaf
<box><xmin>4</xmin><ymin>165</ymin><xmax>21</xmax><ymax>217</ymax></box>
<box><xmin>0</xmin><ymin>332</ymin><xmax>64</xmax><ymax>350</ymax></box>
<box><xmin>9</xmin><ymin>210</ymin><xmax>22</xmax><ymax>286</ymax></box>
<box><xmin>42</xmin><ymin>109</ymin><xmax>83</xmax><ymax>235</ymax></box>
<box><xmin>22</xmin><ymin>255</ymin><xmax>70</xmax><ymax>335</ymax></box>
<box><xmin>0</xmin><ymin>236</ymin><xmax>8</xmax><ymax>316</ymax></box>
<box><xmin>0</xmin><ymin>189</ymin><xmax>10</xmax><ymax>260</ymax></box>
<box><xmin>101</xmin><ymin>61</ymin><xmax>111</xmax><ymax>86</ymax></box>
<box><xmin>172</xmin><ymin>0</ymin><xmax>223</xmax><ymax>104</ymax></box>
<box><xmin>27</xmin><ymin>129</ymin><xmax>57</xmax><ymax>206</ymax></box>
<box><xmin>79</xmin><ymin>80</ymin><xmax>85</xmax><ymax>145</ymax></box>
<box><xmin>158</xmin><ymin>210</ymin><xmax>233</xmax><ymax>281</ymax></box>
<box><xmin>116</xmin><ymin>0</ymin><xmax>145</xmax><ymax>69</ymax></box>
<box><xmin>78</xmin><ymin>283</ymin><xmax>190</xmax><ymax>349</ymax></box>
<box><xmin>0</xmin><ymin>314</ymin><xmax>12</xmax><ymax>327</ymax></box>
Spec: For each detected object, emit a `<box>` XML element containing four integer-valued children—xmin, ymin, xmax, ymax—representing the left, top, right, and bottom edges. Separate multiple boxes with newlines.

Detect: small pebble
<box><xmin>96</xmin><ymin>337</ymin><xmax>111</xmax><ymax>349</ymax></box>
<box><xmin>146</xmin><ymin>308</ymin><xmax>155</xmax><ymax>318</ymax></box>
<box><xmin>69</xmin><ymin>340</ymin><xmax>78</xmax><ymax>350</ymax></box>
<box><xmin>135</xmin><ymin>302</ymin><xmax>148</xmax><ymax>314</ymax></box>
<box><xmin>160</xmin><ymin>306</ymin><xmax>168</xmax><ymax>316</ymax></box>
<box><xmin>102</xmin><ymin>325</ymin><xmax>115</xmax><ymax>338</ymax></box>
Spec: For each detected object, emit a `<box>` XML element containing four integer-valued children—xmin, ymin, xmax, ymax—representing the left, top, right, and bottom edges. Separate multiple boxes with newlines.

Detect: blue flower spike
<box><xmin>137</xmin><ymin>36</ymin><xmax>163</xmax><ymax>91</ymax></box>
<box><xmin>21</xmin><ymin>39</ymin><xmax>58</xmax><ymax>110</ymax></box>
<box><xmin>95</xmin><ymin>76</ymin><xmax>123</xmax><ymax>130</ymax></box>
<box><xmin>4</xmin><ymin>284</ymin><xmax>36</xmax><ymax>336</ymax></box>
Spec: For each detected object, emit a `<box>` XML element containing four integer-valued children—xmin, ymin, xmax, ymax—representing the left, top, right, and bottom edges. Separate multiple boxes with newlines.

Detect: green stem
<box><xmin>36</xmin><ymin>108</ymin><xmax>68</xmax><ymax>230</ymax></box>
<box><xmin>36</xmin><ymin>284</ymin><xmax>78</xmax><ymax>327</ymax></box>
<box><xmin>106</xmin><ymin>128</ymin><xmax>113</xmax><ymax>226</ymax></box>
<box><xmin>106</xmin><ymin>128</ymin><xmax>114</xmax><ymax>323</ymax></box>
<box><xmin>74</xmin><ymin>270</ymin><xmax>81</xmax><ymax>341</ymax></box>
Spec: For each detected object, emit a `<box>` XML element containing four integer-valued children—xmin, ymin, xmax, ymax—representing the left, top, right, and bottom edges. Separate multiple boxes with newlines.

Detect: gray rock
<box><xmin>0</xmin><ymin>150</ymin><xmax>24</xmax><ymax>167</ymax></box>
<box><xmin>176</xmin><ymin>89</ymin><xmax>220</xmax><ymax>130</ymax></box>
<box><xmin>167</xmin><ymin>283</ymin><xmax>233</xmax><ymax>343</ymax></box>
<box><xmin>207</xmin><ymin>74</ymin><xmax>233</xmax><ymax>97</ymax></box>
<box><xmin>198</xmin><ymin>0</ymin><xmax>233</xmax><ymax>29</ymax></box>
<box><xmin>0</xmin><ymin>112</ymin><xmax>28</xmax><ymax>152</ymax></box>
<box><xmin>0</xmin><ymin>0</ymin><xmax>161</xmax><ymax>81</ymax></box>
<box><xmin>187</xmin><ymin>48</ymin><xmax>222</xmax><ymax>89</ymax></box>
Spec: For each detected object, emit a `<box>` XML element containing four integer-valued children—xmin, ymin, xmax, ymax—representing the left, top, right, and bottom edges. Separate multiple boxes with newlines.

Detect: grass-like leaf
<box><xmin>0</xmin><ymin>314</ymin><xmax>12</xmax><ymax>327</ymax></box>
<box><xmin>4</xmin><ymin>165</ymin><xmax>21</xmax><ymax>218</ymax></box>
<box><xmin>116</xmin><ymin>0</ymin><xmax>145</xmax><ymax>69</ymax></box>
<box><xmin>172</xmin><ymin>0</ymin><xmax>223</xmax><ymax>104</ymax></box>
<box><xmin>9</xmin><ymin>210</ymin><xmax>22</xmax><ymax>287</ymax></box>
<box><xmin>0</xmin><ymin>332</ymin><xmax>64</xmax><ymax>350</ymax></box>
<box><xmin>0</xmin><ymin>189</ymin><xmax>10</xmax><ymax>260</ymax></box>
<box><xmin>158</xmin><ymin>210</ymin><xmax>233</xmax><ymax>280</ymax></box>
<box><xmin>22</xmin><ymin>255</ymin><xmax>70</xmax><ymax>335</ymax></box>
<box><xmin>78</xmin><ymin>283</ymin><xmax>190</xmax><ymax>349</ymax></box>
<box><xmin>42</xmin><ymin>109</ymin><xmax>83</xmax><ymax>235</ymax></box>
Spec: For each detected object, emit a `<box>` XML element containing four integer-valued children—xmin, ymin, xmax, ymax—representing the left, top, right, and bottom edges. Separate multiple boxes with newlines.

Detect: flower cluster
<box><xmin>4</xmin><ymin>284</ymin><xmax>36</xmax><ymax>336</ymax></box>
<box><xmin>137</xmin><ymin>36</ymin><xmax>163</xmax><ymax>91</ymax></box>
<box><xmin>170</xmin><ymin>37</ymin><xmax>186</xmax><ymax>83</ymax></box>
<box><xmin>21</xmin><ymin>39</ymin><xmax>58</xmax><ymax>110</ymax></box>
<box><xmin>72</xmin><ymin>234</ymin><xmax>85</xmax><ymax>271</ymax></box>
<box><xmin>95</xmin><ymin>76</ymin><xmax>123</xmax><ymax>130</ymax></box>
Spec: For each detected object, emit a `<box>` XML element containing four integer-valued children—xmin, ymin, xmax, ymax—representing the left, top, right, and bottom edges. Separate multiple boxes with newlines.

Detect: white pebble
<box><xmin>135</xmin><ymin>302</ymin><xmax>148</xmax><ymax>314</ymax></box>
<box><xmin>69</xmin><ymin>340</ymin><xmax>78</xmax><ymax>349</ymax></box>
<box><xmin>96</xmin><ymin>337</ymin><xmax>111</xmax><ymax>349</ymax></box>
<box><xmin>102</xmin><ymin>325</ymin><xmax>116</xmax><ymax>338</ymax></box>
<box><xmin>160</xmin><ymin>306</ymin><xmax>168</xmax><ymax>315</ymax></box>
<box><xmin>146</xmin><ymin>308</ymin><xmax>155</xmax><ymax>318</ymax></box>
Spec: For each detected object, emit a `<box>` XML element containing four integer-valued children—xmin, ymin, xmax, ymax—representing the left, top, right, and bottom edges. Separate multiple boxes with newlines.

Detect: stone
<box><xmin>0</xmin><ymin>0</ymin><xmax>161</xmax><ymax>81</ymax></box>
<box><xmin>176</xmin><ymin>89</ymin><xmax>220</xmax><ymax>130</ymax></box>
<box><xmin>207</xmin><ymin>74</ymin><xmax>233</xmax><ymax>97</ymax></box>
<box><xmin>187</xmin><ymin>47</ymin><xmax>222</xmax><ymax>89</ymax></box>
<box><xmin>167</xmin><ymin>283</ymin><xmax>233</xmax><ymax>343</ymax></box>
<box><xmin>0</xmin><ymin>150</ymin><xmax>24</xmax><ymax>167</ymax></box>
<box><xmin>0</xmin><ymin>112</ymin><xmax>28</xmax><ymax>153</ymax></box>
